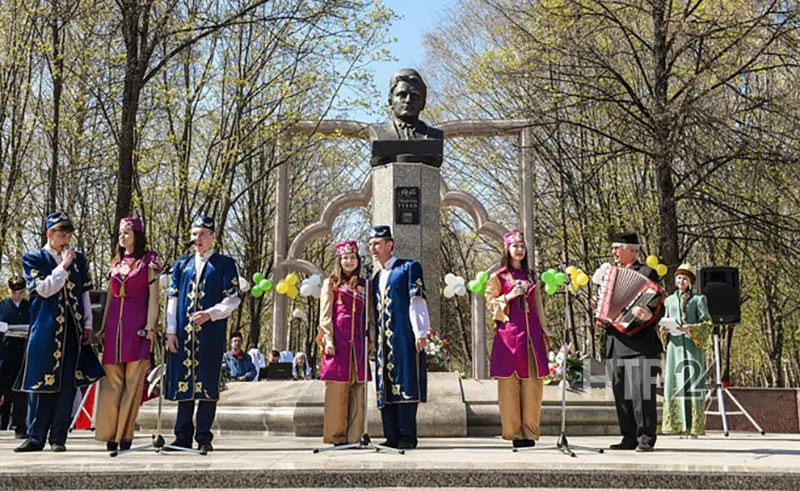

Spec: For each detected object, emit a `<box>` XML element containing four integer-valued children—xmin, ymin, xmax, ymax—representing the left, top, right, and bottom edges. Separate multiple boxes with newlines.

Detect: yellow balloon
<box><xmin>285</xmin><ymin>273</ymin><xmax>299</xmax><ymax>286</ymax></box>
<box><xmin>646</xmin><ymin>255</ymin><xmax>659</xmax><ymax>269</ymax></box>
<box><xmin>566</xmin><ymin>266</ymin><xmax>577</xmax><ymax>277</ymax></box>
<box><xmin>656</xmin><ymin>264</ymin><xmax>668</xmax><ymax>277</ymax></box>
<box><xmin>287</xmin><ymin>286</ymin><xmax>298</xmax><ymax>299</ymax></box>
<box><xmin>576</xmin><ymin>272</ymin><xmax>590</xmax><ymax>287</ymax></box>
<box><xmin>276</xmin><ymin>281</ymin><xmax>288</xmax><ymax>294</ymax></box>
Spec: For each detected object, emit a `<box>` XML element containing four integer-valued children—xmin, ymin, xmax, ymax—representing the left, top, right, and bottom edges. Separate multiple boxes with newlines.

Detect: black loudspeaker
<box><xmin>89</xmin><ymin>290</ymin><xmax>107</xmax><ymax>332</ymax></box>
<box><xmin>697</xmin><ymin>266</ymin><xmax>740</xmax><ymax>325</ymax></box>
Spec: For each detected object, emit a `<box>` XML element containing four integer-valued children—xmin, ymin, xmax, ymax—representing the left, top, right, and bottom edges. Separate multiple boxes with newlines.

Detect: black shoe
<box><xmin>14</xmin><ymin>439</ymin><xmax>43</xmax><ymax>453</ymax></box>
<box><xmin>397</xmin><ymin>440</ymin><xmax>415</xmax><ymax>450</ymax></box>
<box><xmin>512</xmin><ymin>439</ymin><xmax>536</xmax><ymax>448</ymax></box>
<box><xmin>51</xmin><ymin>443</ymin><xmax>67</xmax><ymax>452</ymax></box>
<box><xmin>609</xmin><ymin>441</ymin><xmax>638</xmax><ymax>450</ymax></box>
<box><xmin>198</xmin><ymin>442</ymin><xmax>213</xmax><ymax>454</ymax></box>
<box><xmin>106</xmin><ymin>441</ymin><xmax>118</xmax><ymax>451</ymax></box>
<box><xmin>120</xmin><ymin>440</ymin><xmax>132</xmax><ymax>451</ymax></box>
<box><xmin>636</xmin><ymin>442</ymin><xmax>655</xmax><ymax>452</ymax></box>
<box><xmin>14</xmin><ymin>431</ymin><xmax>27</xmax><ymax>440</ymax></box>
<box><xmin>379</xmin><ymin>440</ymin><xmax>398</xmax><ymax>448</ymax></box>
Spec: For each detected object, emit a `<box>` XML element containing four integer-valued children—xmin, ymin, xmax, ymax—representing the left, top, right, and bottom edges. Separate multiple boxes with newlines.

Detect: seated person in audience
<box><xmin>268</xmin><ymin>350</ymin><xmax>281</xmax><ymax>365</ymax></box>
<box><xmin>292</xmin><ymin>352</ymin><xmax>312</xmax><ymax>380</ymax></box>
<box><xmin>222</xmin><ymin>332</ymin><xmax>257</xmax><ymax>382</ymax></box>
<box><xmin>248</xmin><ymin>344</ymin><xmax>267</xmax><ymax>380</ymax></box>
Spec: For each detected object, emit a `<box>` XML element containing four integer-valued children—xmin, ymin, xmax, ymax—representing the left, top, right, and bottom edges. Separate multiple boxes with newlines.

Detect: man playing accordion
<box><xmin>595</xmin><ymin>232</ymin><xmax>665</xmax><ymax>452</ymax></box>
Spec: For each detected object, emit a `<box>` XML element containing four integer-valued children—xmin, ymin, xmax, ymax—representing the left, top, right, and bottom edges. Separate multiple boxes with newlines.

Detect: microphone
<box><xmin>136</xmin><ymin>329</ymin><xmax>149</xmax><ymax>338</ymax></box>
<box><xmin>516</xmin><ymin>280</ymin><xmax>524</xmax><ymax>311</ymax></box>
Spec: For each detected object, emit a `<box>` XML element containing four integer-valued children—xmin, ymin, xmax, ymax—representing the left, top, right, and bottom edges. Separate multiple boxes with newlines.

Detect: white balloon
<box><xmin>311</xmin><ymin>286</ymin><xmax>322</xmax><ymax>299</ymax></box>
<box><xmin>309</xmin><ymin>274</ymin><xmax>322</xmax><ymax>286</ymax></box>
<box><xmin>292</xmin><ymin>308</ymin><xmax>306</xmax><ymax>320</ymax></box>
<box><xmin>455</xmin><ymin>276</ymin><xmax>466</xmax><ymax>285</ymax></box>
<box><xmin>238</xmin><ymin>276</ymin><xmax>251</xmax><ymax>292</ymax></box>
<box><xmin>454</xmin><ymin>284</ymin><xmax>467</xmax><ymax>296</ymax></box>
<box><xmin>444</xmin><ymin>285</ymin><xmax>455</xmax><ymax>298</ymax></box>
<box><xmin>300</xmin><ymin>284</ymin><xmax>313</xmax><ymax>297</ymax></box>
<box><xmin>444</xmin><ymin>273</ymin><xmax>456</xmax><ymax>286</ymax></box>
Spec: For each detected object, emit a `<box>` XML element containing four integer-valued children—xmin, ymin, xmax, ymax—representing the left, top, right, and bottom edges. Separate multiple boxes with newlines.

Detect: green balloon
<box><xmin>476</xmin><ymin>271</ymin><xmax>489</xmax><ymax>284</ymax></box>
<box><xmin>262</xmin><ymin>279</ymin><xmax>274</xmax><ymax>292</ymax></box>
<box><xmin>479</xmin><ymin>285</ymin><xmax>488</xmax><ymax>295</ymax></box>
<box><xmin>251</xmin><ymin>286</ymin><xmax>264</xmax><ymax>298</ymax></box>
<box><xmin>542</xmin><ymin>270</ymin><xmax>556</xmax><ymax>284</ymax></box>
<box><xmin>258</xmin><ymin>279</ymin><xmax>270</xmax><ymax>290</ymax></box>
<box><xmin>545</xmin><ymin>283</ymin><xmax>558</xmax><ymax>295</ymax></box>
<box><xmin>555</xmin><ymin>272</ymin><xmax>568</xmax><ymax>285</ymax></box>
<box><xmin>253</xmin><ymin>272</ymin><xmax>265</xmax><ymax>283</ymax></box>
<box><xmin>467</xmin><ymin>279</ymin><xmax>479</xmax><ymax>292</ymax></box>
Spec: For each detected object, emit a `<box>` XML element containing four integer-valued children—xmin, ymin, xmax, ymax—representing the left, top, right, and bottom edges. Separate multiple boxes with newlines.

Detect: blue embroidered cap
<box><xmin>370</xmin><ymin>225</ymin><xmax>392</xmax><ymax>240</ymax></box>
<box><xmin>45</xmin><ymin>212</ymin><xmax>74</xmax><ymax>232</ymax></box>
<box><xmin>192</xmin><ymin>215</ymin><xmax>215</xmax><ymax>231</ymax></box>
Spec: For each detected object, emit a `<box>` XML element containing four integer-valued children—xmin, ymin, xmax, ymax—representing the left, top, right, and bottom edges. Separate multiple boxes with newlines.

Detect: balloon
<box><xmin>576</xmin><ymin>272</ymin><xmax>590</xmax><ymax>287</ymax></box>
<box><xmin>262</xmin><ymin>280</ymin><xmax>274</xmax><ymax>292</ymax></box>
<box><xmin>555</xmin><ymin>272</ymin><xmax>568</xmax><ymax>285</ymax></box>
<box><xmin>646</xmin><ymin>255</ymin><xmax>659</xmax><ymax>269</ymax></box>
<box><xmin>657</xmin><ymin>264</ymin><xmax>668</xmax><ymax>277</ymax></box>
<box><xmin>252</xmin><ymin>272</ymin><xmax>265</xmax><ymax>284</ymax></box>
<box><xmin>258</xmin><ymin>279</ymin><xmax>270</xmax><ymax>291</ymax></box>
<box><xmin>311</xmin><ymin>286</ymin><xmax>322</xmax><ymax>299</ymax></box>
<box><xmin>287</xmin><ymin>286</ymin><xmax>298</xmax><ymax>299</ymax></box>
<box><xmin>454</xmin><ymin>284</ymin><xmax>467</xmax><ymax>296</ymax></box>
<box><xmin>566</xmin><ymin>266</ymin><xmax>577</xmax><ymax>276</ymax></box>
<box><xmin>467</xmin><ymin>279</ymin><xmax>479</xmax><ymax>292</ymax></box>
<box><xmin>477</xmin><ymin>271</ymin><xmax>489</xmax><ymax>284</ymax></box>
<box><xmin>444</xmin><ymin>285</ymin><xmax>455</xmax><ymax>298</ymax></box>
<box><xmin>309</xmin><ymin>274</ymin><xmax>322</xmax><ymax>286</ymax></box>
<box><xmin>455</xmin><ymin>275</ymin><xmax>465</xmax><ymax>285</ymax></box>
<box><xmin>276</xmin><ymin>281</ymin><xmax>288</xmax><ymax>294</ymax></box>
<box><xmin>285</xmin><ymin>273</ymin><xmax>299</xmax><ymax>286</ymax></box>
<box><xmin>545</xmin><ymin>283</ymin><xmax>558</xmax><ymax>295</ymax></box>
<box><xmin>291</xmin><ymin>308</ymin><xmax>306</xmax><ymax>320</ymax></box>
<box><xmin>542</xmin><ymin>270</ymin><xmax>556</xmax><ymax>284</ymax></box>
<box><xmin>445</xmin><ymin>273</ymin><xmax>456</xmax><ymax>285</ymax></box>
<box><xmin>300</xmin><ymin>284</ymin><xmax>313</xmax><ymax>297</ymax></box>
<box><xmin>251</xmin><ymin>287</ymin><xmax>263</xmax><ymax>298</ymax></box>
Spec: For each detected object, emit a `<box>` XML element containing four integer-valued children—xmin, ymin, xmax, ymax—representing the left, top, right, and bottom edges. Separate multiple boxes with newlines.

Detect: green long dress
<box><xmin>662</xmin><ymin>289</ymin><xmax>712</xmax><ymax>436</ymax></box>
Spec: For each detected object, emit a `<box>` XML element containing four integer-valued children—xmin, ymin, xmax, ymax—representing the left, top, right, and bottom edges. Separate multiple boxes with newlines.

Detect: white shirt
<box><xmin>166</xmin><ymin>248</ymin><xmax>241</xmax><ymax>334</ymax></box>
<box><xmin>37</xmin><ymin>244</ymin><xmax>93</xmax><ymax>330</ymax></box>
<box><xmin>377</xmin><ymin>256</ymin><xmax>429</xmax><ymax>340</ymax></box>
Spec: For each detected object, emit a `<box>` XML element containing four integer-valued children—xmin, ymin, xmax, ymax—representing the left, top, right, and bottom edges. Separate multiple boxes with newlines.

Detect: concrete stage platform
<box><xmin>0</xmin><ymin>431</ymin><xmax>798</xmax><ymax>490</ymax></box>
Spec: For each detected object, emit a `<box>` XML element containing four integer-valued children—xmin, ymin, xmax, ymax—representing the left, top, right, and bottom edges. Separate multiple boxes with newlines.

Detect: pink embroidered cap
<box><xmin>336</xmin><ymin>240</ymin><xmax>358</xmax><ymax>257</ymax></box>
<box><xmin>503</xmin><ymin>230</ymin><xmax>524</xmax><ymax>247</ymax></box>
<box><xmin>120</xmin><ymin>217</ymin><xmax>143</xmax><ymax>233</ymax></box>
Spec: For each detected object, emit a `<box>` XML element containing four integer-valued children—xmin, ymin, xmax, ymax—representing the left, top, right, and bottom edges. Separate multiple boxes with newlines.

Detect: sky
<box><xmin>351</xmin><ymin>0</ymin><xmax>458</xmax><ymax>123</ymax></box>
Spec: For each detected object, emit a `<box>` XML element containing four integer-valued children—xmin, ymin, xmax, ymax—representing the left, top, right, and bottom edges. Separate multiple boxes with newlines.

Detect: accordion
<box><xmin>593</xmin><ymin>263</ymin><xmax>662</xmax><ymax>336</ymax></box>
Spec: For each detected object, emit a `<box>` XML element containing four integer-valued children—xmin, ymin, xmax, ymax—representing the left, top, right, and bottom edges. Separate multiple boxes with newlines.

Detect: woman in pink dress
<box><xmin>319</xmin><ymin>240</ymin><xmax>370</xmax><ymax>445</ymax></box>
<box><xmin>95</xmin><ymin>217</ymin><xmax>160</xmax><ymax>452</ymax></box>
<box><xmin>485</xmin><ymin>231</ymin><xmax>552</xmax><ymax>448</ymax></box>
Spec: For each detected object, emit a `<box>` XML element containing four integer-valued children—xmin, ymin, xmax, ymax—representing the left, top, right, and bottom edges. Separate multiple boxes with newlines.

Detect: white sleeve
<box><xmin>207</xmin><ymin>296</ymin><xmax>241</xmax><ymax>322</ymax></box>
<box><xmin>409</xmin><ymin>296</ymin><xmax>430</xmax><ymax>340</ymax></box>
<box><xmin>167</xmin><ymin>297</ymin><xmax>178</xmax><ymax>334</ymax></box>
<box><xmin>82</xmin><ymin>292</ymin><xmax>93</xmax><ymax>330</ymax></box>
<box><xmin>35</xmin><ymin>265</ymin><xmax>67</xmax><ymax>298</ymax></box>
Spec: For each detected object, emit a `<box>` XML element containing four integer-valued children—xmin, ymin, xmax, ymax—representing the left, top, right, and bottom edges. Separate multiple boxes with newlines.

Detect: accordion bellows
<box><xmin>593</xmin><ymin>263</ymin><xmax>661</xmax><ymax>336</ymax></box>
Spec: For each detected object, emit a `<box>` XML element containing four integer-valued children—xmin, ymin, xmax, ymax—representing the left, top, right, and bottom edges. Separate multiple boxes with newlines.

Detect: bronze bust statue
<box><xmin>368</xmin><ymin>68</ymin><xmax>444</xmax><ymax>141</ymax></box>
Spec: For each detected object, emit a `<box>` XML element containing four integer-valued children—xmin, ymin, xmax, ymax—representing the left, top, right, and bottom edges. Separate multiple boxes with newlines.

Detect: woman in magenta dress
<box><xmin>95</xmin><ymin>217</ymin><xmax>161</xmax><ymax>452</ymax></box>
<box><xmin>485</xmin><ymin>231</ymin><xmax>552</xmax><ymax>448</ymax></box>
<box><xmin>319</xmin><ymin>240</ymin><xmax>370</xmax><ymax>445</ymax></box>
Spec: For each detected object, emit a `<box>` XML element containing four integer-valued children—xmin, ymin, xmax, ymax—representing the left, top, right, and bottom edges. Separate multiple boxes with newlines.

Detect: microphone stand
<box><xmin>515</xmin><ymin>262</ymin><xmax>604</xmax><ymax>457</ymax></box>
<box><xmin>112</xmin><ymin>260</ymin><xmax>201</xmax><ymax>456</ymax></box>
<box><xmin>314</xmin><ymin>256</ymin><xmax>404</xmax><ymax>455</ymax></box>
